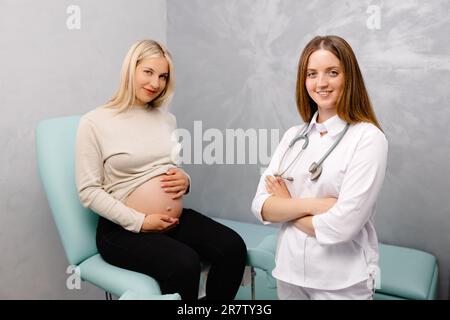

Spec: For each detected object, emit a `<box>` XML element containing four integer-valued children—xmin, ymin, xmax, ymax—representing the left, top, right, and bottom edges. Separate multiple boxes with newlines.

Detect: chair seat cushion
<box><xmin>79</xmin><ymin>254</ymin><xmax>161</xmax><ymax>298</ymax></box>
<box><xmin>119</xmin><ymin>290</ymin><xmax>180</xmax><ymax>300</ymax></box>
<box><xmin>213</xmin><ymin>218</ymin><xmax>278</xmax><ymax>270</ymax></box>
<box><xmin>214</xmin><ymin>218</ymin><xmax>438</xmax><ymax>300</ymax></box>
<box><xmin>377</xmin><ymin>243</ymin><xmax>438</xmax><ymax>300</ymax></box>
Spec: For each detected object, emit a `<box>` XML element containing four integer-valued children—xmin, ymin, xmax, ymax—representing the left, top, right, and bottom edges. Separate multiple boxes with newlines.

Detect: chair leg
<box><xmin>251</xmin><ymin>267</ymin><xmax>256</xmax><ymax>300</ymax></box>
<box><xmin>105</xmin><ymin>291</ymin><xmax>113</xmax><ymax>300</ymax></box>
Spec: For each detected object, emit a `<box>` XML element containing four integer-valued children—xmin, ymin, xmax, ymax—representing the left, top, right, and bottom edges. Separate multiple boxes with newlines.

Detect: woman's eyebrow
<box><xmin>143</xmin><ymin>67</ymin><xmax>168</xmax><ymax>75</ymax></box>
<box><xmin>307</xmin><ymin>66</ymin><xmax>341</xmax><ymax>70</ymax></box>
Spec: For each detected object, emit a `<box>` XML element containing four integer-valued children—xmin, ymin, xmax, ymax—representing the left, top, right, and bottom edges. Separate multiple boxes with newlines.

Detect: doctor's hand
<box><xmin>140</xmin><ymin>213</ymin><xmax>179</xmax><ymax>233</ymax></box>
<box><xmin>293</xmin><ymin>215</ymin><xmax>315</xmax><ymax>237</ymax></box>
<box><xmin>161</xmin><ymin>168</ymin><xmax>190</xmax><ymax>200</ymax></box>
<box><xmin>265</xmin><ymin>175</ymin><xmax>291</xmax><ymax>199</ymax></box>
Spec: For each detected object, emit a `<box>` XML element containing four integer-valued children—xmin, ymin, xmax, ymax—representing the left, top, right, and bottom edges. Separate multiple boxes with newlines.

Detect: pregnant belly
<box><xmin>125</xmin><ymin>175</ymin><xmax>183</xmax><ymax>219</ymax></box>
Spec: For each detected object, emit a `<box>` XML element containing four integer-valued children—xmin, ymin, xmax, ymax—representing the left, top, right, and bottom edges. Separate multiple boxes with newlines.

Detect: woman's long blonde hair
<box><xmin>296</xmin><ymin>35</ymin><xmax>381</xmax><ymax>130</ymax></box>
<box><xmin>103</xmin><ymin>39</ymin><xmax>175</xmax><ymax>112</ymax></box>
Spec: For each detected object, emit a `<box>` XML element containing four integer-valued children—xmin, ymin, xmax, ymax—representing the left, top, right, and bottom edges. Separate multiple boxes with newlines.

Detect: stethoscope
<box><xmin>274</xmin><ymin>122</ymin><xmax>350</xmax><ymax>181</ymax></box>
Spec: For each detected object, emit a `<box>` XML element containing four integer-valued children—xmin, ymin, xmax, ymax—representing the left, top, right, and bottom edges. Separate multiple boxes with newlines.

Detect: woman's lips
<box><xmin>317</xmin><ymin>90</ymin><xmax>333</xmax><ymax>97</ymax></box>
<box><xmin>144</xmin><ymin>88</ymin><xmax>157</xmax><ymax>95</ymax></box>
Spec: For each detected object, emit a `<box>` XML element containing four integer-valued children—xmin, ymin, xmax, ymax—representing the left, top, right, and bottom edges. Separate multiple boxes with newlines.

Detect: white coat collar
<box><xmin>310</xmin><ymin>112</ymin><xmax>347</xmax><ymax>137</ymax></box>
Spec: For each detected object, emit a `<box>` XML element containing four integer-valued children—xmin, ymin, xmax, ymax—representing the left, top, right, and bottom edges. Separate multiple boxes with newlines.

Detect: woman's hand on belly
<box><xmin>140</xmin><ymin>214</ymin><xmax>179</xmax><ymax>233</ymax></box>
<box><xmin>160</xmin><ymin>168</ymin><xmax>190</xmax><ymax>199</ymax></box>
<box><xmin>126</xmin><ymin>175</ymin><xmax>183</xmax><ymax>219</ymax></box>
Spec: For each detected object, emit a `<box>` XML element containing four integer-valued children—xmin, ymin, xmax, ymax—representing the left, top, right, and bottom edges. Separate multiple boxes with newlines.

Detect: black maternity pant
<box><xmin>96</xmin><ymin>208</ymin><xmax>247</xmax><ymax>300</ymax></box>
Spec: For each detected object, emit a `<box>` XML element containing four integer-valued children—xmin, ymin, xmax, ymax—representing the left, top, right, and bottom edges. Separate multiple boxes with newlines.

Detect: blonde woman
<box><xmin>252</xmin><ymin>35</ymin><xmax>388</xmax><ymax>299</ymax></box>
<box><xmin>76</xmin><ymin>40</ymin><xmax>246</xmax><ymax>300</ymax></box>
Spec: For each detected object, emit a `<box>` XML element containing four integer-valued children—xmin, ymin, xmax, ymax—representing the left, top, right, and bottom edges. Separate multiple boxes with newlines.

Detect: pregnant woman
<box><xmin>75</xmin><ymin>40</ymin><xmax>246</xmax><ymax>300</ymax></box>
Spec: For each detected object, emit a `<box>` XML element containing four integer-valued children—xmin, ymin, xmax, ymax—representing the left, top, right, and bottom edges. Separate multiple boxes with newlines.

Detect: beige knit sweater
<box><xmin>75</xmin><ymin>105</ymin><xmax>184</xmax><ymax>233</ymax></box>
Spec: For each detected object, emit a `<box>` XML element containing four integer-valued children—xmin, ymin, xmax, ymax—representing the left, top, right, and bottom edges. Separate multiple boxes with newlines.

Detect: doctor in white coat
<box><xmin>251</xmin><ymin>35</ymin><xmax>388</xmax><ymax>300</ymax></box>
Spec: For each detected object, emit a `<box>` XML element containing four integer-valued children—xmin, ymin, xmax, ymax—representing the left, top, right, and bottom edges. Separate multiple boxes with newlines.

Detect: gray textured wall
<box><xmin>167</xmin><ymin>0</ymin><xmax>450</xmax><ymax>299</ymax></box>
<box><xmin>1</xmin><ymin>0</ymin><xmax>449</xmax><ymax>300</ymax></box>
<box><xmin>0</xmin><ymin>0</ymin><xmax>166</xmax><ymax>299</ymax></box>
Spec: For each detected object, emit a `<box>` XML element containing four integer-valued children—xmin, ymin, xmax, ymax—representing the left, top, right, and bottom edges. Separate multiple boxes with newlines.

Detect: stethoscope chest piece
<box><xmin>309</xmin><ymin>162</ymin><xmax>322</xmax><ymax>181</ymax></box>
<box><xmin>277</xmin><ymin>122</ymin><xmax>349</xmax><ymax>182</ymax></box>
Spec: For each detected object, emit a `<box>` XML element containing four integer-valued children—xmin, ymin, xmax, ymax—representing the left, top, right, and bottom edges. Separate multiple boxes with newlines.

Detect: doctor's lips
<box><xmin>316</xmin><ymin>90</ymin><xmax>333</xmax><ymax>97</ymax></box>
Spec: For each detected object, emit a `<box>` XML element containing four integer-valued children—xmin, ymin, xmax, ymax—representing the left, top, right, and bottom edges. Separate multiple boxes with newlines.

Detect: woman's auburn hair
<box><xmin>296</xmin><ymin>35</ymin><xmax>381</xmax><ymax>130</ymax></box>
<box><xmin>102</xmin><ymin>39</ymin><xmax>175</xmax><ymax>112</ymax></box>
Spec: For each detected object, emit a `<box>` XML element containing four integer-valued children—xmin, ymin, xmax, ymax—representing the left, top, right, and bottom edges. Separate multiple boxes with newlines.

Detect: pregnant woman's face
<box><xmin>134</xmin><ymin>57</ymin><xmax>169</xmax><ymax>106</ymax></box>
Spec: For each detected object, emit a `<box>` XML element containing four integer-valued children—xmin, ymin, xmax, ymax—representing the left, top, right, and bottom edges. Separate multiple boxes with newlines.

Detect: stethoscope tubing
<box><xmin>276</xmin><ymin>122</ymin><xmax>350</xmax><ymax>181</ymax></box>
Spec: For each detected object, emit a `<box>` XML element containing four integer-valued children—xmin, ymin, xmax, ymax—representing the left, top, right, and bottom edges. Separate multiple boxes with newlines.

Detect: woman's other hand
<box><xmin>265</xmin><ymin>175</ymin><xmax>292</xmax><ymax>198</ymax></box>
<box><xmin>140</xmin><ymin>213</ymin><xmax>179</xmax><ymax>233</ymax></box>
<box><xmin>293</xmin><ymin>215</ymin><xmax>315</xmax><ymax>237</ymax></box>
<box><xmin>311</xmin><ymin>197</ymin><xmax>337</xmax><ymax>215</ymax></box>
<box><xmin>160</xmin><ymin>168</ymin><xmax>189</xmax><ymax>199</ymax></box>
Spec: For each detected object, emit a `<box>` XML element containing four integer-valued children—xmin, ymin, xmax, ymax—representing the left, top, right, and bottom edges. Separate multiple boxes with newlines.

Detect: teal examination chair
<box><xmin>36</xmin><ymin>115</ymin><xmax>179</xmax><ymax>300</ymax></box>
<box><xmin>36</xmin><ymin>115</ymin><xmax>270</xmax><ymax>300</ymax></box>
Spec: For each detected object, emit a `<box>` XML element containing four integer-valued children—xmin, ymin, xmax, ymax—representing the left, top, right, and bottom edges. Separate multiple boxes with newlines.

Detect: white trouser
<box><xmin>277</xmin><ymin>279</ymin><xmax>374</xmax><ymax>300</ymax></box>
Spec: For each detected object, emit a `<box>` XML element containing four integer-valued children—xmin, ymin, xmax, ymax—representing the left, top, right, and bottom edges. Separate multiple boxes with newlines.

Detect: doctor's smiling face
<box><xmin>305</xmin><ymin>49</ymin><xmax>344</xmax><ymax>122</ymax></box>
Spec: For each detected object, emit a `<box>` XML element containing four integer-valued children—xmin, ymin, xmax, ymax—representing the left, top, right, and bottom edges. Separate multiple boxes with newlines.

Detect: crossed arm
<box><xmin>261</xmin><ymin>176</ymin><xmax>337</xmax><ymax>237</ymax></box>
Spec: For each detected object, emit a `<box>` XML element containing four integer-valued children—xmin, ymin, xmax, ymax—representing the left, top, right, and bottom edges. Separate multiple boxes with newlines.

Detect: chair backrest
<box><xmin>36</xmin><ymin>115</ymin><xmax>98</xmax><ymax>266</ymax></box>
